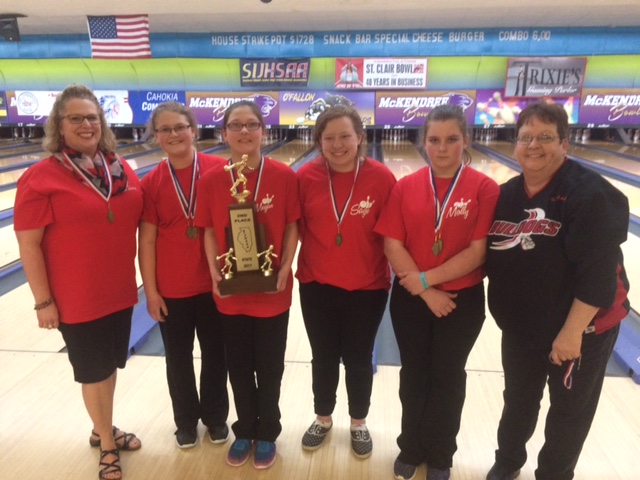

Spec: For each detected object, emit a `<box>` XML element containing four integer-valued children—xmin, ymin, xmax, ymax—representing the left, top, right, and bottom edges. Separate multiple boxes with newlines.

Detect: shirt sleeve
<box><xmin>470</xmin><ymin>175</ymin><xmax>500</xmax><ymax>241</ymax></box>
<box><xmin>140</xmin><ymin>172</ymin><xmax>159</xmax><ymax>225</ymax></box>
<box><xmin>374</xmin><ymin>181</ymin><xmax>406</xmax><ymax>242</ymax></box>
<box><xmin>14</xmin><ymin>165</ymin><xmax>55</xmax><ymax>231</ymax></box>
<box><xmin>565</xmin><ymin>181</ymin><xmax>629</xmax><ymax>309</ymax></box>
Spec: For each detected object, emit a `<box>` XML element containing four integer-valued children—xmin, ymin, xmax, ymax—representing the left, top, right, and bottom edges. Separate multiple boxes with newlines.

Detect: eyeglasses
<box><xmin>155</xmin><ymin>124</ymin><xmax>191</xmax><ymax>135</ymax></box>
<box><xmin>226</xmin><ymin>122</ymin><xmax>262</xmax><ymax>132</ymax></box>
<box><xmin>516</xmin><ymin>133</ymin><xmax>560</xmax><ymax>145</ymax></box>
<box><xmin>61</xmin><ymin>114</ymin><xmax>101</xmax><ymax>124</ymax></box>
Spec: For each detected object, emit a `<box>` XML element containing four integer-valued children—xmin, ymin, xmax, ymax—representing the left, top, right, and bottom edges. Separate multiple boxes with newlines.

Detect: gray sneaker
<box><xmin>301</xmin><ymin>419</ymin><xmax>333</xmax><ymax>451</ymax></box>
<box><xmin>350</xmin><ymin>424</ymin><xmax>372</xmax><ymax>458</ymax></box>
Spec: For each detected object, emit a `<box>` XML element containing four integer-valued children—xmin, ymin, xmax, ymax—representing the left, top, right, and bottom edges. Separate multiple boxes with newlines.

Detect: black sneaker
<box><xmin>208</xmin><ymin>423</ymin><xmax>230</xmax><ymax>444</ymax></box>
<box><xmin>393</xmin><ymin>457</ymin><xmax>417</xmax><ymax>480</ymax></box>
<box><xmin>486</xmin><ymin>463</ymin><xmax>521</xmax><ymax>480</ymax></box>
<box><xmin>175</xmin><ymin>426</ymin><xmax>198</xmax><ymax>448</ymax></box>
<box><xmin>301</xmin><ymin>419</ymin><xmax>333</xmax><ymax>451</ymax></box>
<box><xmin>350</xmin><ymin>424</ymin><xmax>372</xmax><ymax>458</ymax></box>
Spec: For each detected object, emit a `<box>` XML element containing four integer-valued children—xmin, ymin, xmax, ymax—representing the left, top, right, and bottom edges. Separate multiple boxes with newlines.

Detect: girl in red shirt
<box><xmin>375</xmin><ymin>104</ymin><xmax>499</xmax><ymax>480</ymax></box>
<box><xmin>195</xmin><ymin>100</ymin><xmax>300</xmax><ymax>470</ymax></box>
<box><xmin>296</xmin><ymin>105</ymin><xmax>396</xmax><ymax>458</ymax></box>
<box><xmin>139</xmin><ymin>102</ymin><xmax>229</xmax><ymax>449</ymax></box>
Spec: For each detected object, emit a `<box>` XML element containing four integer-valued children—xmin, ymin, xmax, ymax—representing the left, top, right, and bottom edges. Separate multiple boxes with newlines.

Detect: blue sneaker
<box><xmin>427</xmin><ymin>467</ymin><xmax>451</xmax><ymax>480</ymax></box>
<box><xmin>393</xmin><ymin>457</ymin><xmax>417</xmax><ymax>480</ymax></box>
<box><xmin>253</xmin><ymin>440</ymin><xmax>276</xmax><ymax>469</ymax></box>
<box><xmin>226</xmin><ymin>438</ymin><xmax>252</xmax><ymax>467</ymax></box>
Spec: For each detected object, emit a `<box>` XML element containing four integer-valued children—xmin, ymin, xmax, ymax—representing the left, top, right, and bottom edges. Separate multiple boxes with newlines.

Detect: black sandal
<box><xmin>90</xmin><ymin>426</ymin><xmax>141</xmax><ymax>451</ymax></box>
<box><xmin>98</xmin><ymin>449</ymin><xmax>121</xmax><ymax>480</ymax></box>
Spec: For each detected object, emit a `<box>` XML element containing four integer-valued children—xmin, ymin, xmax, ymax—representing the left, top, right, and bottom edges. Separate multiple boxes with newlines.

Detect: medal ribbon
<box><xmin>167</xmin><ymin>151</ymin><xmax>200</xmax><ymax>224</ymax></box>
<box><xmin>326</xmin><ymin>158</ymin><xmax>362</xmax><ymax>235</ymax></box>
<box><xmin>429</xmin><ymin>164</ymin><xmax>465</xmax><ymax>237</ymax></box>
<box><xmin>227</xmin><ymin>156</ymin><xmax>264</xmax><ymax>202</ymax></box>
<box><xmin>62</xmin><ymin>151</ymin><xmax>113</xmax><ymax>204</ymax></box>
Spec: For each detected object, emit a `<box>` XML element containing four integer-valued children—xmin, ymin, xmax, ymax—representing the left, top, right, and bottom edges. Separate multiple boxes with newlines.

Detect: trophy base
<box><xmin>219</xmin><ymin>270</ymin><xmax>278</xmax><ymax>295</ymax></box>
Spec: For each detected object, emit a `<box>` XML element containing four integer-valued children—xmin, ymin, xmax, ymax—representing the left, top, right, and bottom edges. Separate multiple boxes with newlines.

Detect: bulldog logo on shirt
<box><xmin>489</xmin><ymin>208</ymin><xmax>562</xmax><ymax>251</ymax></box>
<box><xmin>350</xmin><ymin>195</ymin><xmax>375</xmax><ymax>218</ymax></box>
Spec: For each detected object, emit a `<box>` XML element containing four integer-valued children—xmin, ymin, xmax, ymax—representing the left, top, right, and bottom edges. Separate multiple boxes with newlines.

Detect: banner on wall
<box><xmin>579</xmin><ymin>88</ymin><xmax>640</xmax><ymax>126</ymax></box>
<box><xmin>279</xmin><ymin>91</ymin><xmax>375</xmax><ymax>126</ymax></box>
<box><xmin>504</xmin><ymin>57</ymin><xmax>587</xmax><ymax>98</ymax></box>
<box><xmin>475</xmin><ymin>90</ymin><xmax>579</xmax><ymax>125</ymax></box>
<box><xmin>94</xmin><ymin>91</ymin><xmax>135</xmax><ymax>126</ymax></box>
<box><xmin>128</xmin><ymin>91</ymin><xmax>186</xmax><ymax>125</ymax></box>
<box><xmin>240</xmin><ymin>58</ymin><xmax>311</xmax><ymax>88</ymax></box>
<box><xmin>0</xmin><ymin>92</ymin><xmax>7</xmax><ymax>124</ymax></box>
<box><xmin>375</xmin><ymin>91</ymin><xmax>475</xmax><ymax>127</ymax></box>
<box><xmin>335</xmin><ymin>58</ymin><xmax>427</xmax><ymax>90</ymax></box>
<box><xmin>6</xmin><ymin>91</ymin><xmax>58</xmax><ymax>125</ymax></box>
<box><xmin>186</xmin><ymin>92</ymin><xmax>280</xmax><ymax>128</ymax></box>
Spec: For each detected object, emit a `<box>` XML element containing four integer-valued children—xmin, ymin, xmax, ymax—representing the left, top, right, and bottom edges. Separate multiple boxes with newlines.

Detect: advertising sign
<box><xmin>375</xmin><ymin>91</ymin><xmax>475</xmax><ymax>127</ymax></box>
<box><xmin>240</xmin><ymin>58</ymin><xmax>310</xmax><ymax>88</ymax></box>
<box><xmin>579</xmin><ymin>89</ymin><xmax>640</xmax><ymax>126</ymax></box>
<box><xmin>186</xmin><ymin>92</ymin><xmax>280</xmax><ymax>128</ymax></box>
<box><xmin>6</xmin><ymin>90</ymin><xmax>58</xmax><ymax>125</ymax></box>
<box><xmin>335</xmin><ymin>58</ymin><xmax>427</xmax><ymax>90</ymax></box>
<box><xmin>505</xmin><ymin>57</ymin><xmax>587</xmax><ymax>98</ymax></box>
<box><xmin>278</xmin><ymin>91</ymin><xmax>375</xmax><ymax>126</ymax></box>
<box><xmin>128</xmin><ymin>91</ymin><xmax>186</xmax><ymax>126</ymax></box>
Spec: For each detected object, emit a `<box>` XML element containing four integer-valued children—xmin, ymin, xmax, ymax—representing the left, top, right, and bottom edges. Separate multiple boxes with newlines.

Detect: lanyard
<box><xmin>167</xmin><ymin>151</ymin><xmax>200</xmax><ymax>238</ymax></box>
<box><xmin>428</xmin><ymin>164</ymin><xmax>464</xmax><ymax>255</ymax></box>
<box><xmin>326</xmin><ymin>158</ymin><xmax>362</xmax><ymax>246</ymax></box>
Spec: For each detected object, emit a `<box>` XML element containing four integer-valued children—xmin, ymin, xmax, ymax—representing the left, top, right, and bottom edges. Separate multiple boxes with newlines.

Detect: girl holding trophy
<box><xmin>196</xmin><ymin>100</ymin><xmax>300</xmax><ymax>470</ymax></box>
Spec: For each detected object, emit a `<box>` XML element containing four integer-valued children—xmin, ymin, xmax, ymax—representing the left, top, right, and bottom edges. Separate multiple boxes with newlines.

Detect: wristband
<box><xmin>420</xmin><ymin>272</ymin><xmax>429</xmax><ymax>290</ymax></box>
<box><xmin>34</xmin><ymin>297</ymin><xmax>55</xmax><ymax>311</ymax></box>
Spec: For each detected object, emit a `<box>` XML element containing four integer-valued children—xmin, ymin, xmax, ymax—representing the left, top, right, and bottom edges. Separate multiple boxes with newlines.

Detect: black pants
<box><xmin>220</xmin><ymin>310</ymin><xmax>289</xmax><ymax>442</ymax></box>
<box><xmin>391</xmin><ymin>280</ymin><xmax>485</xmax><ymax>469</ymax></box>
<box><xmin>494</xmin><ymin>324</ymin><xmax>620</xmax><ymax>480</ymax></box>
<box><xmin>160</xmin><ymin>293</ymin><xmax>229</xmax><ymax>430</ymax></box>
<box><xmin>300</xmin><ymin>282</ymin><xmax>388</xmax><ymax>420</ymax></box>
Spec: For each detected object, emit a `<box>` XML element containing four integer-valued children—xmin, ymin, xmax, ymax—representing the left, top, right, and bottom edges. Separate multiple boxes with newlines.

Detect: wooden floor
<box><xmin>1</xmin><ymin>278</ymin><xmax>640</xmax><ymax>480</ymax></box>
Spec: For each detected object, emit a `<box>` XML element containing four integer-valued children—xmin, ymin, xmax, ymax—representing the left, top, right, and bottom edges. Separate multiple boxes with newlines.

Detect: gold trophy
<box><xmin>218</xmin><ymin>154</ymin><xmax>278</xmax><ymax>295</ymax></box>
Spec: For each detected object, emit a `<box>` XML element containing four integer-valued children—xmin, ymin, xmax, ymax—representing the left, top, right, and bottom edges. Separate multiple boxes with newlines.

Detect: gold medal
<box><xmin>186</xmin><ymin>226</ymin><xmax>198</xmax><ymax>239</ymax></box>
<box><xmin>336</xmin><ymin>233</ymin><xmax>343</xmax><ymax>247</ymax></box>
<box><xmin>107</xmin><ymin>209</ymin><xmax>114</xmax><ymax>224</ymax></box>
<box><xmin>432</xmin><ymin>238</ymin><xmax>443</xmax><ymax>256</ymax></box>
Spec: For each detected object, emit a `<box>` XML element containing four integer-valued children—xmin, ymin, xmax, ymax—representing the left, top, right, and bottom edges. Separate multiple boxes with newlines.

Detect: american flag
<box><xmin>87</xmin><ymin>15</ymin><xmax>151</xmax><ymax>59</ymax></box>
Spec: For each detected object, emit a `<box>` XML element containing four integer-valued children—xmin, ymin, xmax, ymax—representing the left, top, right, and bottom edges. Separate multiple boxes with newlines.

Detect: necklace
<box><xmin>429</xmin><ymin>164</ymin><xmax>464</xmax><ymax>255</ymax></box>
<box><xmin>326</xmin><ymin>158</ymin><xmax>362</xmax><ymax>247</ymax></box>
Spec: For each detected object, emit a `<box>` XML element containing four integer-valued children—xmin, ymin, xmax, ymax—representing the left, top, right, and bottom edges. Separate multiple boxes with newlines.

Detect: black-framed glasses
<box><xmin>61</xmin><ymin>114</ymin><xmax>101</xmax><ymax>125</ymax></box>
<box><xmin>155</xmin><ymin>124</ymin><xmax>191</xmax><ymax>135</ymax></box>
<box><xmin>516</xmin><ymin>133</ymin><xmax>560</xmax><ymax>145</ymax></box>
<box><xmin>226</xmin><ymin>121</ymin><xmax>262</xmax><ymax>132</ymax></box>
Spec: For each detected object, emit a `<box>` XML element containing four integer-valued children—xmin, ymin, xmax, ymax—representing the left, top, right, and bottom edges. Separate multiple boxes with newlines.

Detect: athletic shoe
<box><xmin>393</xmin><ymin>457</ymin><xmax>417</xmax><ymax>480</ymax></box>
<box><xmin>253</xmin><ymin>440</ymin><xmax>277</xmax><ymax>469</ymax></box>
<box><xmin>175</xmin><ymin>426</ymin><xmax>198</xmax><ymax>449</ymax></box>
<box><xmin>427</xmin><ymin>467</ymin><xmax>451</xmax><ymax>480</ymax></box>
<box><xmin>227</xmin><ymin>438</ymin><xmax>252</xmax><ymax>467</ymax></box>
<box><xmin>208</xmin><ymin>423</ymin><xmax>230</xmax><ymax>444</ymax></box>
<box><xmin>301</xmin><ymin>419</ymin><xmax>333</xmax><ymax>451</ymax></box>
<box><xmin>350</xmin><ymin>424</ymin><xmax>372</xmax><ymax>458</ymax></box>
<box><xmin>486</xmin><ymin>463</ymin><xmax>521</xmax><ymax>480</ymax></box>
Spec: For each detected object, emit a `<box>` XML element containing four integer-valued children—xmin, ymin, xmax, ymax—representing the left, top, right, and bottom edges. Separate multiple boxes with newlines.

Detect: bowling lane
<box><xmin>0</xmin><ymin>142</ymin><xmax>46</xmax><ymax>157</ymax></box>
<box><xmin>382</xmin><ymin>140</ymin><xmax>427</xmax><ymax>179</ymax></box>
<box><xmin>382</xmin><ymin>141</ymin><xmax>519</xmax><ymax>185</ymax></box>
<box><xmin>267</xmin><ymin>139</ymin><xmax>315</xmax><ymax>166</ymax></box>
<box><xmin>583</xmin><ymin>140</ymin><xmax>640</xmax><ymax>159</ymax></box>
<box><xmin>569</xmin><ymin>143</ymin><xmax>640</xmax><ymax>177</ymax></box>
<box><xmin>486</xmin><ymin>140</ymin><xmax>640</xmax><ymax>217</ymax></box>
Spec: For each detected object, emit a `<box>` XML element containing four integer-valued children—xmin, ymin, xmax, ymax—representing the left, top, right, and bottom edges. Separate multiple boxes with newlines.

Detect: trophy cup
<box><xmin>217</xmin><ymin>154</ymin><xmax>278</xmax><ymax>295</ymax></box>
